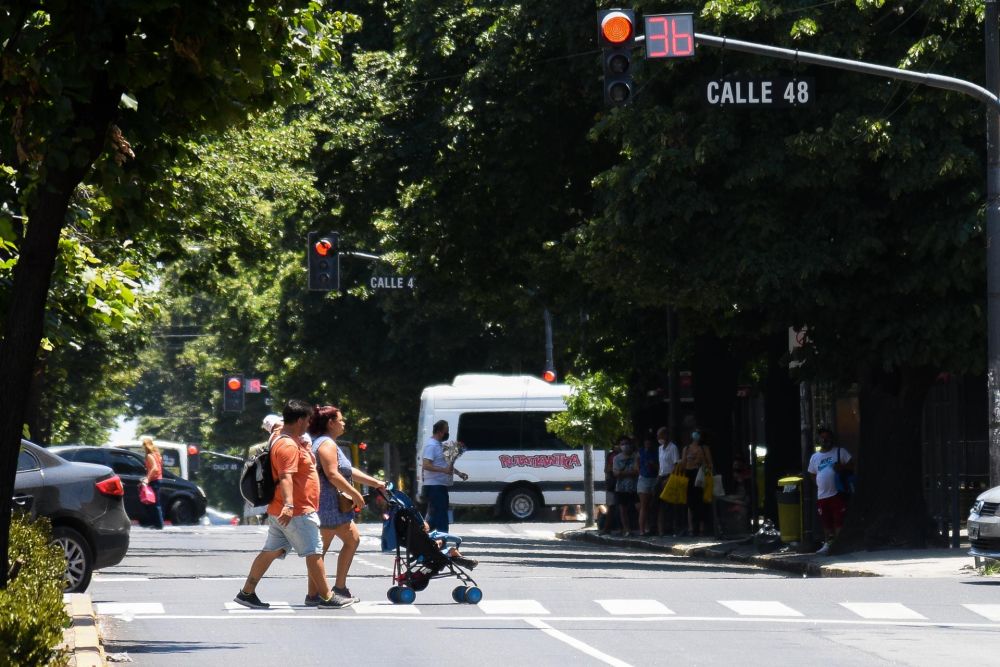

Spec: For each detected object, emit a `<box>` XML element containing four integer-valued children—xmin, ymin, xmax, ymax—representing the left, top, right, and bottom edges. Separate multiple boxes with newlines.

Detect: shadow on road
<box><xmin>104</xmin><ymin>639</ymin><xmax>253</xmax><ymax>656</ymax></box>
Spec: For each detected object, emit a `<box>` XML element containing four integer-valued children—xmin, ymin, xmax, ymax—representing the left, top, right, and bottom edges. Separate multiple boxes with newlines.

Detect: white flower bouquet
<box><xmin>441</xmin><ymin>440</ymin><xmax>466</xmax><ymax>465</ymax></box>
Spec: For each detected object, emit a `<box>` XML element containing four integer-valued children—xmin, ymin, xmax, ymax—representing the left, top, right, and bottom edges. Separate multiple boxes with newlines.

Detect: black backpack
<box><xmin>240</xmin><ymin>442</ymin><xmax>276</xmax><ymax>506</ymax></box>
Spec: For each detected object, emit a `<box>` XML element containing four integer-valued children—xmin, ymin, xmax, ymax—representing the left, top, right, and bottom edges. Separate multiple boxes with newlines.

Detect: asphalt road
<box><xmin>92</xmin><ymin>522</ymin><xmax>1000</xmax><ymax>666</ymax></box>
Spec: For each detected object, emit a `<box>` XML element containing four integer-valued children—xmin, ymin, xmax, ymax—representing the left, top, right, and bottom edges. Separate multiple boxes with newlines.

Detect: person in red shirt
<box><xmin>235</xmin><ymin>399</ymin><xmax>352</xmax><ymax>609</ymax></box>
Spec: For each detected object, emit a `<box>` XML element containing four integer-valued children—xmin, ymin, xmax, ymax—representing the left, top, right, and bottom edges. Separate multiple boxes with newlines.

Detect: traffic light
<box><xmin>598</xmin><ymin>9</ymin><xmax>636</xmax><ymax>106</ymax></box>
<box><xmin>308</xmin><ymin>231</ymin><xmax>340</xmax><ymax>291</ymax></box>
<box><xmin>223</xmin><ymin>374</ymin><xmax>245</xmax><ymax>412</ymax></box>
<box><xmin>542</xmin><ymin>369</ymin><xmax>557</xmax><ymax>383</ymax></box>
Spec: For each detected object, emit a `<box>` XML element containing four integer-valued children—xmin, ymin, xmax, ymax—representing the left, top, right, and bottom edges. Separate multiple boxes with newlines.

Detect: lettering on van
<box><xmin>498</xmin><ymin>453</ymin><xmax>582</xmax><ymax>470</ymax></box>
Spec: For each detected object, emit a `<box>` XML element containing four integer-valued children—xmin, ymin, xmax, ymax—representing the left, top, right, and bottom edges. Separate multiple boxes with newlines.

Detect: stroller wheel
<box><xmin>387</xmin><ymin>586</ymin><xmax>400</xmax><ymax>603</ymax></box>
<box><xmin>452</xmin><ymin>586</ymin><xmax>467</xmax><ymax>603</ymax></box>
<box><xmin>398</xmin><ymin>586</ymin><xmax>416</xmax><ymax>605</ymax></box>
<box><xmin>464</xmin><ymin>587</ymin><xmax>483</xmax><ymax>604</ymax></box>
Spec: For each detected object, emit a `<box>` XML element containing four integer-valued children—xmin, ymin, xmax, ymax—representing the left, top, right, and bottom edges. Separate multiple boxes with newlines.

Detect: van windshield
<box><xmin>457</xmin><ymin>412</ymin><xmax>568</xmax><ymax>450</ymax></box>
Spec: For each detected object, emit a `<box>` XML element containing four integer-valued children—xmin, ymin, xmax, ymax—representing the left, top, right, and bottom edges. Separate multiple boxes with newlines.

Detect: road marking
<box><xmin>479</xmin><ymin>600</ymin><xmax>549</xmax><ymax>615</ymax></box>
<box><xmin>353</xmin><ymin>556</ymin><xmax>393</xmax><ymax>572</ymax></box>
<box><xmin>353</xmin><ymin>601</ymin><xmax>420</xmax><ymax>615</ymax></box>
<box><xmin>964</xmin><ymin>603</ymin><xmax>1000</xmax><ymax>621</ymax></box>
<box><xmin>596</xmin><ymin>599</ymin><xmax>674</xmax><ymax>615</ymax></box>
<box><xmin>224</xmin><ymin>601</ymin><xmax>294</xmax><ymax>614</ymax></box>
<box><xmin>523</xmin><ymin>530</ymin><xmax>555</xmax><ymax>538</ymax></box>
<box><xmin>95</xmin><ymin>602</ymin><xmax>164</xmax><ymax>616</ymax></box>
<box><xmin>840</xmin><ymin>602</ymin><xmax>926</xmax><ymax>620</ymax></box>
<box><xmin>93</xmin><ymin>577</ymin><xmax>150</xmax><ymax>582</ymax></box>
<box><xmin>526</xmin><ymin>618</ymin><xmax>632</xmax><ymax>667</ymax></box>
<box><xmin>719</xmin><ymin>600</ymin><xmax>803</xmax><ymax>617</ymax></box>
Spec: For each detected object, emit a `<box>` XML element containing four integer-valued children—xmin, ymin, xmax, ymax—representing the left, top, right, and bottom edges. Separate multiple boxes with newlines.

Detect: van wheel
<box><xmin>52</xmin><ymin>526</ymin><xmax>93</xmax><ymax>593</ymax></box>
<box><xmin>504</xmin><ymin>486</ymin><xmax>542</xmax><ymax>521</ymax></box>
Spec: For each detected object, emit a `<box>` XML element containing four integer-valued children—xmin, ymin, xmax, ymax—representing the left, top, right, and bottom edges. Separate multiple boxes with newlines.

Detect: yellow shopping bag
<box><xmin>660</xmin><ymin>465</ymin><xmax>688</xmax><ymax>505</ymax></box>
<box><xmin>702</xmin><ymin>467</ymin><xmax>714</xmax><ymax>503</ymax></box>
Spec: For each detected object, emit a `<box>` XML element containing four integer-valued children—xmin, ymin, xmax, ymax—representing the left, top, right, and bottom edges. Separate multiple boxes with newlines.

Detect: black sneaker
<box><xmin>317</xmin><ymin>593</ymin><xmax>354</xmax><ymax>609</ymax></box>
<box><xmin>304</xmin><ymin>594</ymin><xmax>322</xmax><ymax>607</ymax></box>
<box><xmin>234</xmin><ymin>590</ymin><xmax>270</xmax><ymax>609</ymax></box>
<box><xmin>333</xmin><ymin>586</ymin><xmax>359</xmax><ymax>603</ymax></box>
<box><xmin>452</xmin><ymin>555</ymin><xmax>478</xmax><ymax>570</ymax></box>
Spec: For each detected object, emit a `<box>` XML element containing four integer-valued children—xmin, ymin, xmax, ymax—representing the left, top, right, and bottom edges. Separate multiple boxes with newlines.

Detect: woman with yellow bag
<box><xmin>682</xmin><ymin>429</ymin><xmax>714</xmax><ymax>537</ymax></box>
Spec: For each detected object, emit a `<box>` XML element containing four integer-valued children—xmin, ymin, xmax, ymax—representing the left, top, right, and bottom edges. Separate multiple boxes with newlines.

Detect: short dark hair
<box><xmin>433</xmin><ymin>420</ymin><xmax>449</xmax><ymax>435</ymax></box>
<box><xmin>283</xmin><ymin>399</ymin><xmax>314</xmax><ymax>424</ymax></box>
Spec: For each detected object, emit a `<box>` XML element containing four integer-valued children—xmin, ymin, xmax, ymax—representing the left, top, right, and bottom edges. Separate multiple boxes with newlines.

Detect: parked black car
<box><xmin>52</xmin><ymin>446</ymin><xmax>207</xmax><ymax>525</ymax></box>
<box><xmin>14</xmin><ymin>440</ymin><xmax>131</xmax><ymax>592</ymax></box>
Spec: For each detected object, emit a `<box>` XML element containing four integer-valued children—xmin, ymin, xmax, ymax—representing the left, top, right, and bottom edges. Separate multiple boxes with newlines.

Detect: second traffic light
<box><xmin>223</xmin><ymin>374</ymin><xmax>245</xmax><ymax>412</ymax></box>
<box><xmin>308</xmin><ymin>231</ymin><xmax>340</xmax><ymax>291</ymax></box>
<box><xmin>598</xmin><ymin>9</ymin><xmax>635</xmax><ymax>106</ymax></box>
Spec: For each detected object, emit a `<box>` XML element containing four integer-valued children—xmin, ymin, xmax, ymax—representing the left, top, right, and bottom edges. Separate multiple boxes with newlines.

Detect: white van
<box><xmin>415</xmin><ymin>374</ymin><xmax>605</xmax><ymax>519</ymax></box>
<box><xmin>107</xmin><ymin>440</ymin><xmax>198</xmax><ymax>480</ymax></box>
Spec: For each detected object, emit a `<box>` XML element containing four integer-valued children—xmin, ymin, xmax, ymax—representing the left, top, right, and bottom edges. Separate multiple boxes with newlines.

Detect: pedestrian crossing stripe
<box><xmin>478</xmin><ymin>600</ymin><xmax>549</xmax><ymax>615</ymax></box>
<box><xmin>962</xmin><ymin>604</ymin><xmax>1000</xmax><ymax>621</ymax></box>
<box><xmin>224</xmin><ymin>601</ymin><xmax>294</xmax><ymax>613</ymax></box>
<box><xmin>719</xmin><ymin>600</ymin><xmax>803</xmax><ymax>617</ymax></box>
<box><xmin>596</xmin><ymin>599</ymin><xmax>674</xmax><ymax>615</ymax></box>
<box><xmin>95</xmin><ymin>602</ymin><xmax>165</xmax><ymax>616</ymax></box>
<box><xmin>840</xmin><ymin>602</ymin><xmax>926</xmax><ymax>620</ymax></box>
<box><xmin>352</xmin><ymin>601</ymin><xmax>421</xmax><ymax>615</ymax></box>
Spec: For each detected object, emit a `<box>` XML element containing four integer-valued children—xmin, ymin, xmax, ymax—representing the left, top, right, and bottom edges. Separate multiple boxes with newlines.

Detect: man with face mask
<box><xmin>421</xmin><ymin>419</ymin><xmax>468</xmax><ymax>533</ymax></box>
<box><xmin>612</xmin><ymin>436</ymin><xmax>640</xmax><ymax>537</ymax></box>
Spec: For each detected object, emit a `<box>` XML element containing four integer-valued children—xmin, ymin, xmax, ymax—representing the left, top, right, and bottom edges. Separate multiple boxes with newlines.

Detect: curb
<box><xmin>558</xmin><ymin>529</ymin><xmax>880</xmax><ymax>578</ymax></box>
<box><xmin>61</xmin><ymin>593</ymin><xmax>105</xmax><ymax>667</ymax></box>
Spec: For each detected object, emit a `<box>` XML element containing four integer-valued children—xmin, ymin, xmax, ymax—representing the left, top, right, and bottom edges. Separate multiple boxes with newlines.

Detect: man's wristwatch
<box><xmin>283</xmin><ymin>504</ymin><xmax>294</xmax><ymax>510</ymax></box>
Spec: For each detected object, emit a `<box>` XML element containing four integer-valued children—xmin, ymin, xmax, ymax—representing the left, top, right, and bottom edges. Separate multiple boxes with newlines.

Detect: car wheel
<box><xmin>52</xmin><ymin>526</ymin><xmax>93</xmax><ymax>593</ymax></box>
<box><xmin>503</xmin><ymin>486</ymin><xmax>542</xmax><ymax>521</ymax></box>
<box><xmin>170</xmin><ymin>498</ymin><xmax>197</xmax><ymax>525</ymax></box>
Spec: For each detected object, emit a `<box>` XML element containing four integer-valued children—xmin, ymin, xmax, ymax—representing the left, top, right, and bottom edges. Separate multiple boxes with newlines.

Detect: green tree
<box><xmin>0</xmin><ymin>1</ymin><xmax>353</xmax><ymax>587</ymax></box>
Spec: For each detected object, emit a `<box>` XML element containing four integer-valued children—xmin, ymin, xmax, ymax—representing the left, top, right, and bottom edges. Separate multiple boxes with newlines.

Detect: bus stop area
<box><xmin>558</xmin><ymin>527</ymin><xmax>976</xmax><ymax>578</ymax></box>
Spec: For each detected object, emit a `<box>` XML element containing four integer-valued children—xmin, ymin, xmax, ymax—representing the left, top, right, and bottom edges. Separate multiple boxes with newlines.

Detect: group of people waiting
<box><xmin>235</xmin><ymin>400</ymin><xmax>385</xmax><ymax>610</ymax></box>
<box><xmin>601</xmin><ymin>425</ymin><xmax>715</xmax><ymax>538</ymax></box>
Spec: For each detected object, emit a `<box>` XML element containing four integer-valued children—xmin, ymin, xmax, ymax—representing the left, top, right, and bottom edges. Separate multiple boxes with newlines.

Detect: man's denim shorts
<box><xmin>263</xmin><ymin>512</ymin><xmax>322</xmax><ymax>558</ymax></box>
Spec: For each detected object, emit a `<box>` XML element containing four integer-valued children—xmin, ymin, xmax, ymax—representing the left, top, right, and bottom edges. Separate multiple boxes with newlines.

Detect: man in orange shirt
<box><xmin>235</xmin><ymin>399</ymin><xmax>352</xmax><ymax>609</ymax></box>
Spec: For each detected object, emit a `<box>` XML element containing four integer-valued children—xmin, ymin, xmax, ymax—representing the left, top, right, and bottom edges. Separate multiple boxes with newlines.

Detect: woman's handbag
<box><xmin>338</xmin><ymin>491</ymin><xmax>356</xmax><ymax>513</ymax></box>
<box><xmin>138</xmin><ymin>482</ymin><xmax>156</xmax><ymax>505</ymax></box>
<box><xmin>660</xmin><ymin>465</ymin><xmax>688</xmax><ymax>505</ymax></box>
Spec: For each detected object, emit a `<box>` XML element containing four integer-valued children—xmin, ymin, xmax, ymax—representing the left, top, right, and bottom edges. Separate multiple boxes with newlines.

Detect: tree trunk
<box><xmin>0</xmin><ymin>88</ymin><xmax>119</xmax><ymax>589</ymax></box>
<box><xmin>762</xmin><ymin>333</ymin><xmax>801</xmax><ymax>522</ymax></box>
<box><xmin>831</xmin><ymin>365</ymin><xmax>937</xmax><ymax>553</ymax></box>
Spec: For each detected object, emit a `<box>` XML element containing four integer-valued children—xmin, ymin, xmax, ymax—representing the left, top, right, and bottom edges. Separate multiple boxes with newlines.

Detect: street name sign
<box><xmin>369</xmin><ymin>275</ymin><xmax>415</xmax><ymax>290</ymax></box>
<box><xmin>705</xmin><ymin>77</ymin><xmax>814</xmax><ymax>107</ymax></box>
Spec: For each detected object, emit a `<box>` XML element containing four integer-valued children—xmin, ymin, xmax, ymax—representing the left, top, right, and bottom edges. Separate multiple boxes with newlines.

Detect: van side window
<box><xmin>457</xmin><ymin>412</ymin><xmax>568</xmax><ymax>450</ymax></box>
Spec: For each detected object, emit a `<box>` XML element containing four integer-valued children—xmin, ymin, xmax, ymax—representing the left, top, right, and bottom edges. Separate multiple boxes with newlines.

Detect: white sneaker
<box><xmin>815</xmin><ymin>542</ymin><xmax>831</xmax><ymax>555</ymax></box>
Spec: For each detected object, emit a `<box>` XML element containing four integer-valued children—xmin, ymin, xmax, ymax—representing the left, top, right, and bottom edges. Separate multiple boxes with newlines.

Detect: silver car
<box><xmin>968</xmin><ymin>486</ymin><xmax>1000</xmax><ymax>559</ymax></box>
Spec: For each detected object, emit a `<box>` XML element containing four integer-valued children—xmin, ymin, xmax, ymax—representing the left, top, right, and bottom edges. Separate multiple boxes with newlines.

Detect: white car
<box><xmin>200</xmin><ymin>506</ymin><xmax>240</xmax><ymax>526</ymax></box>
<box><xmin>968</xmin><ymin>486</ymin><xmax>1000</xmax><ymax>559</ymax></box>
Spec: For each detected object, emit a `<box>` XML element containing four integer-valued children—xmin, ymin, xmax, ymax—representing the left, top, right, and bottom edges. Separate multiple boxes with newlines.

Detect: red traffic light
<box><xmin>226</xmin><ymin>377</ymin><xmax>242</xmax><ymax>391</ymax></box>
<box><xmin>600</xmin><ymin>11</ymin><xmax>633</xmax><ymax>45</ymax></box>
<box><xmin>187</xmin><ymin>444</ymin><xmax>199</xmax><ymax>456</ymax></box>
<box><xmin>358</xmin><ymin>442</ymin><xmax>368</xmax><ymax>451</ymax></box>
<box><xmin>542</xmin><ymin>369</ymin><xmax>557</xmax><ymax>383</ymax></box>
<box><xmin>314</xmin><ymin>239</ymin><xmax>333</xmax><ymax>256</ymax></box>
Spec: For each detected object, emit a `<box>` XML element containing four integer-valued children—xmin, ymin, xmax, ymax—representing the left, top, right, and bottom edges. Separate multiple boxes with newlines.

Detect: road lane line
<box><xmin>595</xmin><ymin>599</ymin><xmax>674</xmax><ymax>615</ymax></box>
<box><xmin>525</xmin><ymin>618</ymin><xmax>632</xmax><ymax>667</ymax></box>
<box><xmin>840</xmin><ymin>602</ymin><xmax>926</xmax><ymax>620</ymax></box>
<box><xmin>353</xmin><ymin>556</ymin><xmax>393</xmax><ymax>572</ymax></box>
<box><xmin>964</xmin><ymin>603</ymin><xmax>1000</xmax><ymax>621</ymax></box>
<box><xmin>224</xmin><ymin>601</ymin><xmax>294</xmax><ymax>614</ymax></box>
<box><xmin>478</xmin><ymin>600</ymin><xmax>549</xmax><ymax>615</ymax></box>
<box><xmin>719</xmin><ymin>600</ymin><xmax>803</xmax><ymax>617</ymax></box>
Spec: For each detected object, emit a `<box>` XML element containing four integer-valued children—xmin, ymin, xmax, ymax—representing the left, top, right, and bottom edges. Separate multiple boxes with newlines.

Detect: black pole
<box><xmin>986</xmin><ymin>1</ymin><xmax>1000</xmax><ymax>487</ymax></box>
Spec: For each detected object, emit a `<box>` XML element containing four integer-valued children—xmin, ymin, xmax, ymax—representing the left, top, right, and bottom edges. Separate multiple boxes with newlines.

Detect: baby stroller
<box><xmin>377</xmin><ymin>487</ymin><xmax>482</xmax><ymax>605</ymax></box>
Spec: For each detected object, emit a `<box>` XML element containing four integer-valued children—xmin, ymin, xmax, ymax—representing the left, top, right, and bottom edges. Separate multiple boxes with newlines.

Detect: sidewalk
<box><xmin>559</xmin><ymin>527</ymin><xmax>981</xmax><ymax>578</ymax></box>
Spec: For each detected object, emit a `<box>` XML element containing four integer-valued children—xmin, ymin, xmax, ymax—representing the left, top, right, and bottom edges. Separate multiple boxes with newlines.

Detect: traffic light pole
<box><xmin>635</xmin><ymin>24</ymin><xmax>1000</xmax><ymax>484</ymax></box>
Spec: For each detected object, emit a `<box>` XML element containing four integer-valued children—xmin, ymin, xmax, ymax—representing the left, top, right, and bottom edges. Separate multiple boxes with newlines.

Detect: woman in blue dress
<box><xmin>304</xmin><ymin>405</ymin><xmax>385</xmax><ymax>606</ymax></box>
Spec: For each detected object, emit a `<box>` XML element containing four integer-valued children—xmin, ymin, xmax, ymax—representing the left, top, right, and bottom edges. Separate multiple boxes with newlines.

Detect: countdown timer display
<box><xmin>643</xmin><ymin>13</ymin><xmax>695</xmax><ymax>59</ymax></box>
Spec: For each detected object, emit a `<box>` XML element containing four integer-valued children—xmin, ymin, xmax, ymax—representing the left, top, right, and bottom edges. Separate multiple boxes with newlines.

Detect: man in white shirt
<box><xmin>807</xmin><ymin>428</ymin><xmax>853</xmax><ymax>555</ymax></box>
<box><xmin>421</xmin><ymin>420</ymin><xmax>468</xmax><ymax>533</ymax></box>
<box><xmin>655</xmin><ymin>426</ymin><xmax>681</xmax><ymax>536</ymax></box>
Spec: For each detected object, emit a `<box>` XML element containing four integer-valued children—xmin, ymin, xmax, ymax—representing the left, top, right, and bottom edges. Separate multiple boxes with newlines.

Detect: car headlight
<box><xmin>972</xmin><ymin>499</ymin><xmax>985</xmax><ymax>515</ymax></box>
